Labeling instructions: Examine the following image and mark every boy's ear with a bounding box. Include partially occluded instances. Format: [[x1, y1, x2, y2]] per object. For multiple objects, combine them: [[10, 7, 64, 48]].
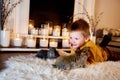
[[85, 35, 90, 42]]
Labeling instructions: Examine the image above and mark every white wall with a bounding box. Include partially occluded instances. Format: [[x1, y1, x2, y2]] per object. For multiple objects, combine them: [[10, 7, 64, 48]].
[[6, 0, 30, 34], [13, 0, 30, 34], [74, 0, 120, 29], [73, 0, 95, 22]]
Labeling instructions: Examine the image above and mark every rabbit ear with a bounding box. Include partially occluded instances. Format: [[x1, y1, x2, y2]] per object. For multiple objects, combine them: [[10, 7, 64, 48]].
[[75, 49, 80, 52], [49, 47, 56, 51], [47, 47, 60, 59], [75, 49, 81, 55]]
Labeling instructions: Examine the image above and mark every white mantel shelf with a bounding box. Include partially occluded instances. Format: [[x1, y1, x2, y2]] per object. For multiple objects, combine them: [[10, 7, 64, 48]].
[[0, 48, 70, 52], [0, 35, 70, 52]]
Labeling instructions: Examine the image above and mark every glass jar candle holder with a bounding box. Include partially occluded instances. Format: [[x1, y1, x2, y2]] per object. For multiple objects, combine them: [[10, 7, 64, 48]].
[[62, 28, 68, 36], [26, 35, 36, 48], [40, 24, 49, 36], [49, 39, 58, 48], [49, 25, 53, 36], [46, 22, 53, 36], [12, 33, 22, 47], [53, 25, 61, 37], [62, 23, 69, 37], [62, 39, 69, 48], [30, 28, 38, 35], [39, 38, 48, 47]]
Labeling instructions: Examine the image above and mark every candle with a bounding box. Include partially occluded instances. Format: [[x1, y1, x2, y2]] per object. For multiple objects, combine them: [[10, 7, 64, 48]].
[[12, 34, 22, 47], [62, 25, 68, 36], [26, 38, 36, 48], [26, 35, 36, 47], [53, 29, 60, 36], [12, 38, 22, 47], [53, 25, 60, 36], [29, 19, 34, 29], [29, 24, 34, 29], [62, 23, 69, 37], [41, 28, 49, 36], [50, 42, 57, 47], [49, 27, 53, 35], [30, 28, 38, 35], [45, 21, 53, 36], [40, 24, 49, 36], [49, 39, 58, 47], [62, 39, 69, 48], [39, 38, 48, 47]]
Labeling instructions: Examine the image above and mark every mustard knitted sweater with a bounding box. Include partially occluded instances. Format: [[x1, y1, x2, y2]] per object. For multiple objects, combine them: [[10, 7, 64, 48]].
[[70, 40, 109, 64]]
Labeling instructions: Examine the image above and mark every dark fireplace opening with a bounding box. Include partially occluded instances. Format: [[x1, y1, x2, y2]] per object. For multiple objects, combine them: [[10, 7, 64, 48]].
[[29, 0, 74, 28]]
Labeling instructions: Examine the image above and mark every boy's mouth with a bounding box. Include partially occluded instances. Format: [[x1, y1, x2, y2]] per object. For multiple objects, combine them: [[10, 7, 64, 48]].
[[71, 43, 77, 47]]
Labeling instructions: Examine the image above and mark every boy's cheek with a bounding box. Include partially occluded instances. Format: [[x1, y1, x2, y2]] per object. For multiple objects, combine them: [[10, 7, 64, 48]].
[[68, 42, 72, 48], [69, 43, 72, 48], [69, 42, 73, 47], [68, 41, 71, 46]]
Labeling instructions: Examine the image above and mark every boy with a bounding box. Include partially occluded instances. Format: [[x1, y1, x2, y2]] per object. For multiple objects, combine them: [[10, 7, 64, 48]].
[[68, 19, 110, 64], [53, 19, 112, 70]]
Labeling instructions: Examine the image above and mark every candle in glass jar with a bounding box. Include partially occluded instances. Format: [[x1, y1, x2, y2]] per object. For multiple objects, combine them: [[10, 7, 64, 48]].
[[49, 27, 53, 35], [49, 39, 58, 47], [13, 38, 22, 47], [26, 35, 36, 47], [62, 39, 69, 48], [53, 25, 60, 36], [41, 28, 48, 36], [26, 38, 36, 47], [30, 28, 38, 35], [39, 38, 48, 47], [12, 34, 22, 47], [40, 24, 49, 36], [62, 28, 67, 36]]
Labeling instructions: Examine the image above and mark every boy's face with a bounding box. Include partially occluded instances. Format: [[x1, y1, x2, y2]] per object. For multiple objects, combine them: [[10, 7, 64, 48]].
[[69, 31, 89, 50]]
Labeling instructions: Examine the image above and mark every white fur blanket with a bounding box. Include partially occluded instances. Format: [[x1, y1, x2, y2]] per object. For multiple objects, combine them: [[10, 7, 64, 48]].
[[0, 54, 120, 80]]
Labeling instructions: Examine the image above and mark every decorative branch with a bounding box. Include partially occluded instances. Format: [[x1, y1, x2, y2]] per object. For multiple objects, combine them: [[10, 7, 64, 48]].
[[69, 2, 103, 35], [0, 0, 22, 30]]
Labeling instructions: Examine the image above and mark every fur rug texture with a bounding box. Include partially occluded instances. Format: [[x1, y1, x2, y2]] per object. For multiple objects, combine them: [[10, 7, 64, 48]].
[[0, 54, 120, 80]]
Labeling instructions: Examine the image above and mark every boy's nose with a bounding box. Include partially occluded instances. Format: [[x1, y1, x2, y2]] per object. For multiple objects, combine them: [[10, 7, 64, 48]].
[[72, 40, 76, 43]]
